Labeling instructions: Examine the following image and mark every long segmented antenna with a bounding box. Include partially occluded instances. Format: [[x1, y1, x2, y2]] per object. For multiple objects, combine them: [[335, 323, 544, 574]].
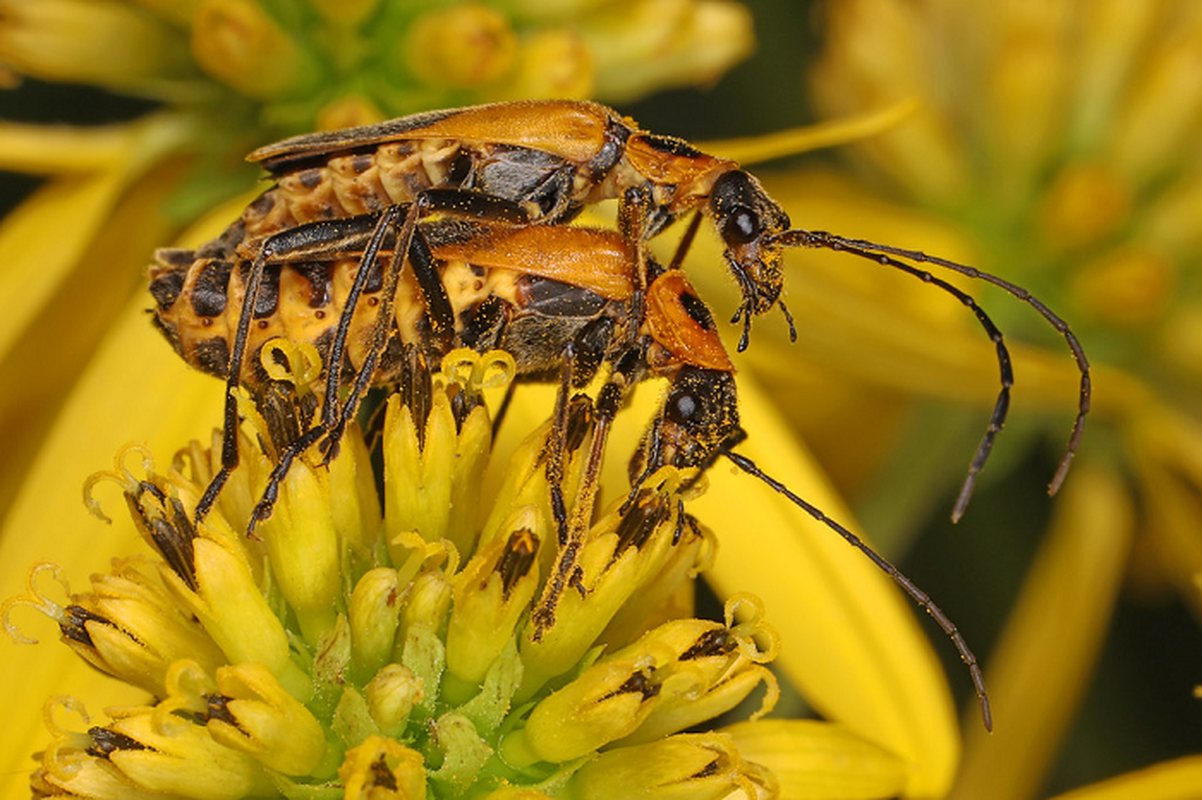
[[776, 229, 1090, 521], [724, 449, 993, 731]]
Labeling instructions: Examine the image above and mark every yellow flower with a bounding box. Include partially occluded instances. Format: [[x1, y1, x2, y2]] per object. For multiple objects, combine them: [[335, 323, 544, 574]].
[[6, 1, 1145, 798], [6, 350, 788, 797], [0, 5, 773, 793]]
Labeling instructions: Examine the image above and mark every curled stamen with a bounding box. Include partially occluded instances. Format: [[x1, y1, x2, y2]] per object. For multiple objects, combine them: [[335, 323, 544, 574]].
[[83, 443, 158, 523], [41, 695, 92, 780], [474, 350, 518, 390], [260, 339, 323, 392], [390, 530, 460, 588], [724, 593, 781, 663], [1, 562, 72, 643], [156, 660, 214, 727]]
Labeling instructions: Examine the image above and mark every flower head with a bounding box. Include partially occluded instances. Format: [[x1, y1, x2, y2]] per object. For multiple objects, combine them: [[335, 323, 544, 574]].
[[4, 349, 785, 797], [0, 6, 761, 790]]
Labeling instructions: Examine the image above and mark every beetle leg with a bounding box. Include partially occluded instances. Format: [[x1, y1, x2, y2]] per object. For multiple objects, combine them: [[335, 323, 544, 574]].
[[531, 371, 627, 639], [194, 237, 284, 523], [490, 379, 518, 439], [322, 189, 534, 454], [618, 185, 653, 297], [544, 343, 577, 548], [667, 211, 703, 273]]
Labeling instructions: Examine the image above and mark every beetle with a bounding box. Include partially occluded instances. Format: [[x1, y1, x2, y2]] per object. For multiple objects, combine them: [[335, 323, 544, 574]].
[[181, 100, 1088, 526], [150, 211, 737, 525], [152, 215, 997, 728]]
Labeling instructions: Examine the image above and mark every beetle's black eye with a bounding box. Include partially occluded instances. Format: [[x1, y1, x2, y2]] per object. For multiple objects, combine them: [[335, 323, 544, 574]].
[[667, 390, 700, 424], [724, 206, 759, 246]]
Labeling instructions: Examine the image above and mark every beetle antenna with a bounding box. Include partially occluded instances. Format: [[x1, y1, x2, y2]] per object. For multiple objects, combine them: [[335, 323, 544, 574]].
[[722, 448, 993, 731], [776, 229, 1089, 518]]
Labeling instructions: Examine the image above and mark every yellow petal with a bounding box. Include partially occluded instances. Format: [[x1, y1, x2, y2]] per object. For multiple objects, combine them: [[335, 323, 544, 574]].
[[0, 0, 195, 94], [950, 461, 1135, 800], [0, 116, 198, 527], [1127, 399, 1202, 613], [0, 199, 246, 788], [1046, 755, 1202, 800], [0, 286, 224, 777], [725, 719, 908, 799], [0, 172, 128, 363], [703, 99, 918, 166], [0, 121, 139, 174]]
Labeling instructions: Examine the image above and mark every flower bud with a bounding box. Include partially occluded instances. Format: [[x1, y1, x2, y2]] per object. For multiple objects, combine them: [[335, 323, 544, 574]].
[[191, 0, 319, 100], [617, 617, 779, 745], [3, 561, 224, 698], [91, 706, 275, 798], [505, 659, 661, 764], [483, 30, 595, 100], [63, 568, 225, 696], [315, 95, 387, 132], [397, 587, 449, 720], [445, 520, 540, 697], [205, 662, 326, 775], [170, 531, 310, 700], [402, 4, 517, 89], [584, 0, 754, 102], [349, 567, 403, 681], [0, 0, 194, 93], [32, 750, 165, 799], [365, 663, 423, 737], [259, 458, 341, 643], [384, 385, 492, 557], [325, 421, 384, 565], [400, 569, 453, 639]]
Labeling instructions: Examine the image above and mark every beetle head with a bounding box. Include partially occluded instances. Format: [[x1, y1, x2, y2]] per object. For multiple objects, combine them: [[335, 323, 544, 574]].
[[709, 170, 790, 309], [708, 170, 795, 350], [631, 365, 745, 482]]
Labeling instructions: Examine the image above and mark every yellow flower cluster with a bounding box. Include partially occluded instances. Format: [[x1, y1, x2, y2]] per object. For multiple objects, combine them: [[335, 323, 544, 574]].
[[6, 350, 780, 797]]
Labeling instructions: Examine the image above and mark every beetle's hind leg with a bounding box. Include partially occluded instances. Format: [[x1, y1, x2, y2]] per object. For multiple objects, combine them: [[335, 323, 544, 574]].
[[194, 242, 281, 523], [530, 361, 628, 639]]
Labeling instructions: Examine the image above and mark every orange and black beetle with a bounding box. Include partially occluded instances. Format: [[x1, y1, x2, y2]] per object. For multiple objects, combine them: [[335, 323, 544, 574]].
[[152, 212, 996, 728], [243, 99, 790, 345]]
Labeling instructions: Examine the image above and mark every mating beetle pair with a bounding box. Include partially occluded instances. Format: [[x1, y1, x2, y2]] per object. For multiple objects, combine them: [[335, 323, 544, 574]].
[[149, 99, 1093, 730]]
